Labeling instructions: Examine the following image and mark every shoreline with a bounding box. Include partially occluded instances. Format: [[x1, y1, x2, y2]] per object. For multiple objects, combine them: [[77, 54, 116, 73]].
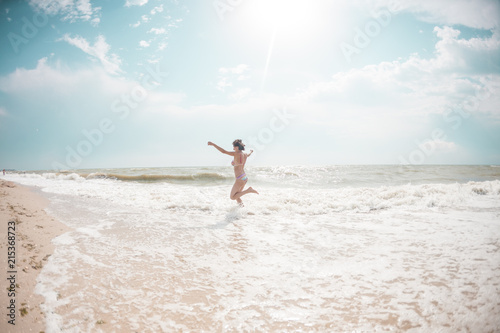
[[0, 173, 498, 330], [0, 179, 70, 333]]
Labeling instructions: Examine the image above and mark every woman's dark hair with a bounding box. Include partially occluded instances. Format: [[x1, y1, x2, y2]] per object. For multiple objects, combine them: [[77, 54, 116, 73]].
[[232, 139, 245, 151]]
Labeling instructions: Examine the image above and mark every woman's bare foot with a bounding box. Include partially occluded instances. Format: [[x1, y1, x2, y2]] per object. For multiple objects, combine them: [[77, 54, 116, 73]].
[[248, 187, 259, 195]]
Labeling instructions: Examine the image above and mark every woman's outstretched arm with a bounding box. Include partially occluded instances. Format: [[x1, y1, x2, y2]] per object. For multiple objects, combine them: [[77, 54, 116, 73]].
[[208, 141, 235, 156]]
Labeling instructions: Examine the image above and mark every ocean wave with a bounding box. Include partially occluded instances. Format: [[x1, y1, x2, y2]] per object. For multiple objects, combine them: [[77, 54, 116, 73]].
[[257, 180, 500, 215], [13, 171, 231, 184], [84, 172, 229, 183], [4, 172, 500, 215], [7, 165, 500, 193]]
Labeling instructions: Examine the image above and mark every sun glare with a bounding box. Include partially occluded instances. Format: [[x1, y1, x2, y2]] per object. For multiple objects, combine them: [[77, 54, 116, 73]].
[[233, 0, 347, 92], [262, 0, 313, 29], [241, 0, 331, 41]]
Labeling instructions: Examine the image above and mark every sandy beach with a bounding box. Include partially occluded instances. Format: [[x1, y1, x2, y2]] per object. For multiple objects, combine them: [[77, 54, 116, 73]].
[[0, 179, 70, 333]]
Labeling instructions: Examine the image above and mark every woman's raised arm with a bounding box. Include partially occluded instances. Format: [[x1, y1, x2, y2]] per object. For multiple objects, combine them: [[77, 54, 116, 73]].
[[208, 141, 235, 156]]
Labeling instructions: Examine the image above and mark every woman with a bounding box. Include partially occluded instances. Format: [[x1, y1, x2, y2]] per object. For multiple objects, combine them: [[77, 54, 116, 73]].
[[208, 139, 259, 206]]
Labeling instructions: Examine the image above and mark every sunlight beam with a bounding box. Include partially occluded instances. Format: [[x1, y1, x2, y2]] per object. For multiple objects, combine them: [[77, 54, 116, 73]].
[[260, 24, 278, 94]]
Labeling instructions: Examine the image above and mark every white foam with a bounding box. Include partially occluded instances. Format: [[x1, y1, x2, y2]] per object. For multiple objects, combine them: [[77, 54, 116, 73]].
[[52, 233, 75, 245], [5, 172, 500, 331], [75, 227, 101, 238]]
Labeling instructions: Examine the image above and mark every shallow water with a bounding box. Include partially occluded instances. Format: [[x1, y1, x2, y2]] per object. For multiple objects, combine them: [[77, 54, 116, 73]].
[[4, 165, 500, 332]]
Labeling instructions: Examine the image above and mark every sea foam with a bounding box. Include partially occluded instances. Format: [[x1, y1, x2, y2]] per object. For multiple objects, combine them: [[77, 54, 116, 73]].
[[4, 166, 500, 332]]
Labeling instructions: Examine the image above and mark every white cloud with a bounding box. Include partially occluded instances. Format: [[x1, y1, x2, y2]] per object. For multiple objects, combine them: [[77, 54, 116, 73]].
[[141, 91, 186, 111], [303, 25, 500, 114], [125, 0, 148, 7], [139, 40, 150, 48], [151, 4, 164, 15], [219, 64, 250, 75], [90, 17, 100, 26], [0, 59, 192, 169], [422, 139, 457, 153], [148, 28, 167, 35], [237, 74, 250, 81], [168, 18, 183, 28], [216, 77, 232, 92], [293, 24, 500, 143], [130, 21, 141, 28], [147, 57, 160, 64], [60, 34, 122, 75], [0, 58, 185, 119], [0, 107, 7, 117], [29, 0, 101, 25], [0, 58, 122, 96], [431, 27, 500, 73], [357, 0, 499, 29], [230, 88, 251, 101], [216, 64, 251, 93]]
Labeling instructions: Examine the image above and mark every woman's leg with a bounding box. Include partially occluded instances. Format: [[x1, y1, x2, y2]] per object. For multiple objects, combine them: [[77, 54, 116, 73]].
[[230, 180, 259, 204], [230, 180, 246, 204]]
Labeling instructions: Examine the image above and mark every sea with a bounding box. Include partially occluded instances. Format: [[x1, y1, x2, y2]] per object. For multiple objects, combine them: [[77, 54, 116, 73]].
[[3, 165, 500, 332]]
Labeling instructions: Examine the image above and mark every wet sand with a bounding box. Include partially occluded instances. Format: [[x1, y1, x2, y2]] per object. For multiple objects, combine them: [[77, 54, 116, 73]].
[[0, 179, 70, 333]]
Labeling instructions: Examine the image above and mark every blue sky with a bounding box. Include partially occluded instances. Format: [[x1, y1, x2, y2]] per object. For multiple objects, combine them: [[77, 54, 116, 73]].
[[0, 0, 499, 170]]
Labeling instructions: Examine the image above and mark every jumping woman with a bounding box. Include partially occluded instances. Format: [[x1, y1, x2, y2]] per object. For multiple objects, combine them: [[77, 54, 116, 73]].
[[208, 139, 259, 206]]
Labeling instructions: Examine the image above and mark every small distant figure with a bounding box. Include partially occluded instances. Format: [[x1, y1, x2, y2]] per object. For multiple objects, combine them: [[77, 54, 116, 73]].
[[208, 139, 259, 206], [2, 169, 5, 176]]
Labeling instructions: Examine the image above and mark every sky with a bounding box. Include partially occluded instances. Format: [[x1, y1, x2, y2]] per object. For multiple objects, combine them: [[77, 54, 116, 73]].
[[0, 0, 499, 170]]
